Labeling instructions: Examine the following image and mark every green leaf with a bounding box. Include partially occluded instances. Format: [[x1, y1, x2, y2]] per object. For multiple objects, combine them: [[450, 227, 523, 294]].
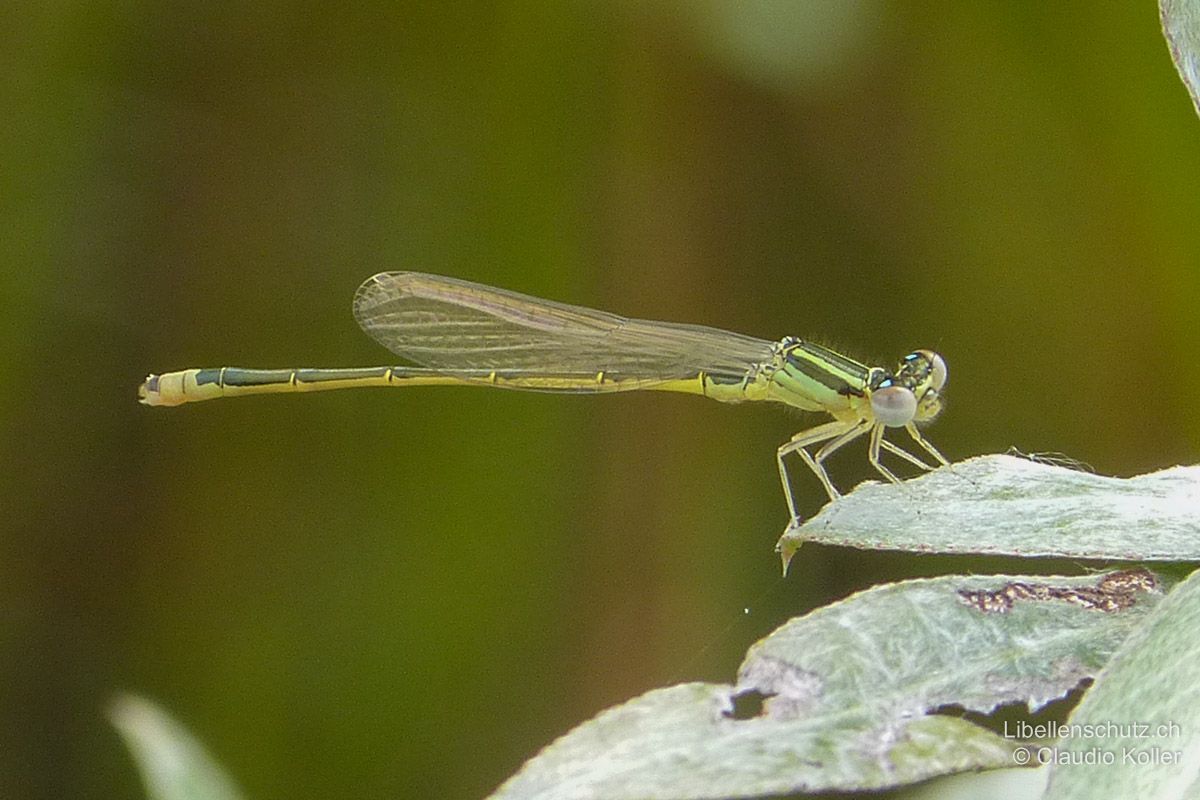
[[778, 455, 1200, 571], [491, 570, 1161, 799], [1043, 567, 1200, 799], [904, 767, 1048, 800], [109, 694, 246, 800], [1161, 0, 1200, 116]]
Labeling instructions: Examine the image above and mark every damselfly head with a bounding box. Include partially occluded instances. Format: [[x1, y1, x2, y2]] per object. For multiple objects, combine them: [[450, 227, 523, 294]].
[[903, 349, 946, 423], [870, 350, 947, 427]]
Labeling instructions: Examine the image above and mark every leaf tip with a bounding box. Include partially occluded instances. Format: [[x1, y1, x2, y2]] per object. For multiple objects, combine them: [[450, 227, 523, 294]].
[[776, 529, 801, 575]]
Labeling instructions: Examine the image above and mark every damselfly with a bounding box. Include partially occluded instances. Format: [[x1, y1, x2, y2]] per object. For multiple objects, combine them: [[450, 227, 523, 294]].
[[139, 272, 950, 522]]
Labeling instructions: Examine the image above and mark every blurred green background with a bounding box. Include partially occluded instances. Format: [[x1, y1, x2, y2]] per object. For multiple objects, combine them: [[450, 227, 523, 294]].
[[3, 2, 1198, 798]]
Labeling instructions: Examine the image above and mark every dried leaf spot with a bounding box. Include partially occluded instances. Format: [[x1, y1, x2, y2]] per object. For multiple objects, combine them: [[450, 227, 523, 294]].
[[1095, 567, 1158, 595], [958, 568, 1159, 614]]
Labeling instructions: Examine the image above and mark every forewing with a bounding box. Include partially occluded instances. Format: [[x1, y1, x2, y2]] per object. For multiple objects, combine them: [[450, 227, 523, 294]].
[[352, 272, 775, 388]]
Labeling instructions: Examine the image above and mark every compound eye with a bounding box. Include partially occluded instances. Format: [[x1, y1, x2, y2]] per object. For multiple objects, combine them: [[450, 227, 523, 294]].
[[871, 385, 917, 427], [917, 350, 947, 391]]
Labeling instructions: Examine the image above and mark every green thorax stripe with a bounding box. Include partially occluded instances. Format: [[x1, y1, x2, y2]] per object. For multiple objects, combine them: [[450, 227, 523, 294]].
[[778, 340, 871, 399], [787, 341, 869, 389], [772, 338, 868, 407]]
